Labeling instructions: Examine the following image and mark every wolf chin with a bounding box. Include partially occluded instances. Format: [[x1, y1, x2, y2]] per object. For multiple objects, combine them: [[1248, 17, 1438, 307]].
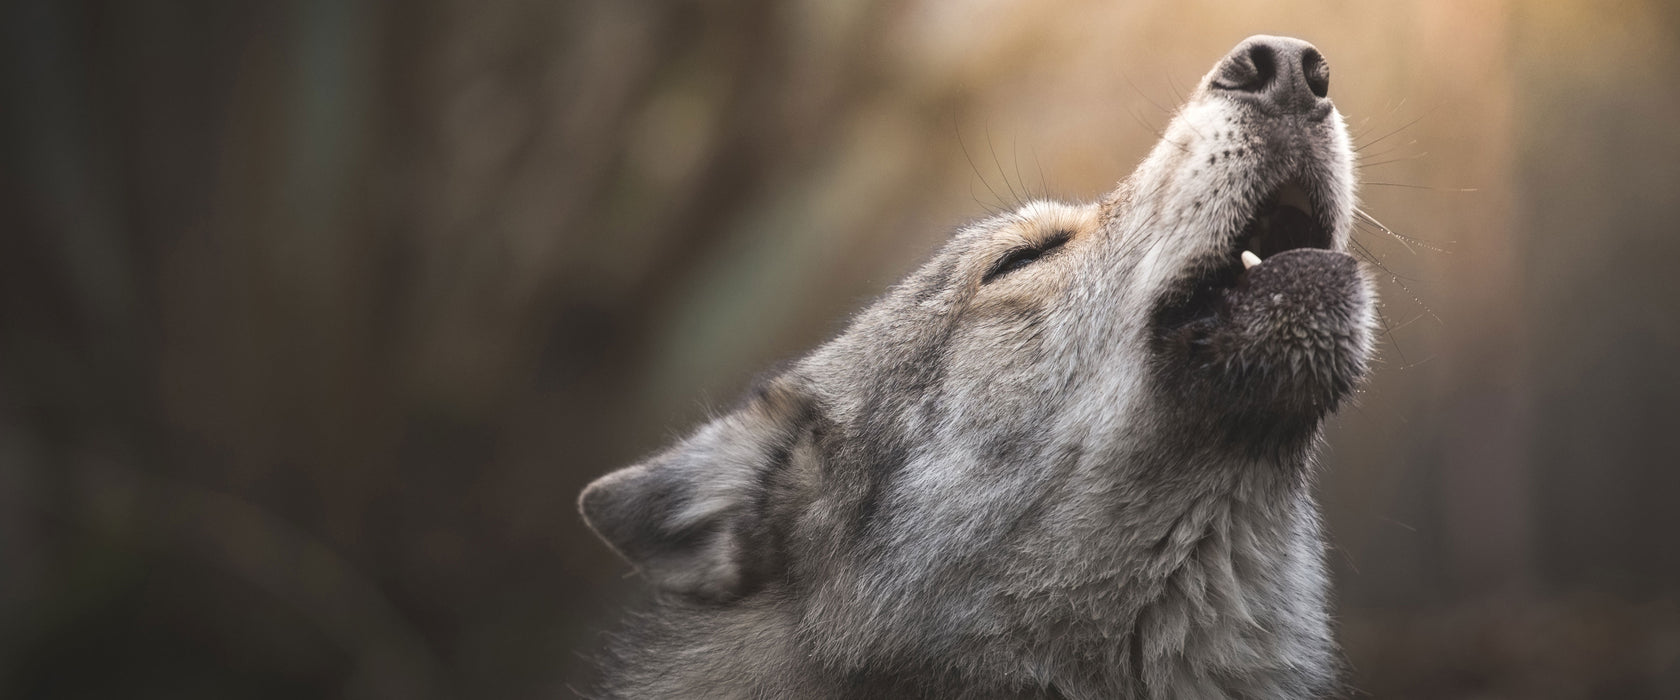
[[579, 36, 1376, 699]]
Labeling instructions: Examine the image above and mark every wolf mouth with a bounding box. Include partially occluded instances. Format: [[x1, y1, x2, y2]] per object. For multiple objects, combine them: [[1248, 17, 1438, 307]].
[[1152, 178, 1336, 336]]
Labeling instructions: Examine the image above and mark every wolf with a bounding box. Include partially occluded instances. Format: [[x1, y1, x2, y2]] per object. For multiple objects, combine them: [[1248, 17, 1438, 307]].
[[578, 36, 1375, 699]]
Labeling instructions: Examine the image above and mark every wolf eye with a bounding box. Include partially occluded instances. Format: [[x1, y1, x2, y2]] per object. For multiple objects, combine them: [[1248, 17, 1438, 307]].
[[982, 231, 1070, 283]]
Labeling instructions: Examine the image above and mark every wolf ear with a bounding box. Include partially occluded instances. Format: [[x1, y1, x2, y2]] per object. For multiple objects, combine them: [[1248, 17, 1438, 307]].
[[579, 382, 817, 601]]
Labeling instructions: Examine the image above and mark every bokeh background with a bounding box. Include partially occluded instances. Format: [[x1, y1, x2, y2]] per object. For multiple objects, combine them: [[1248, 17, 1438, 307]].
[[3, 0, 1679, 697]]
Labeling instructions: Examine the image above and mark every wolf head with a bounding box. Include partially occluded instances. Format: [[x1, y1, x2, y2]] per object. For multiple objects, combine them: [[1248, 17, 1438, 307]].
[[581, 36, 1375, 696]]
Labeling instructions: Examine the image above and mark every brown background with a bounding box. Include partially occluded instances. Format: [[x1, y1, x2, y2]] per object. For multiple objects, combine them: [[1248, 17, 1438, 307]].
[[2, 0, 1678, 697]]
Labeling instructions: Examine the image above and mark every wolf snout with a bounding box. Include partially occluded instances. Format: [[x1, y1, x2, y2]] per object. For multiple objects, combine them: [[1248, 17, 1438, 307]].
[[1210, 35, 1332, 117]]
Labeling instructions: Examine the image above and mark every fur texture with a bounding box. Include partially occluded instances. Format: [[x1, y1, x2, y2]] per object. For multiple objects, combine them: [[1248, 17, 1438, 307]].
[[579, 36, 1376, 699]]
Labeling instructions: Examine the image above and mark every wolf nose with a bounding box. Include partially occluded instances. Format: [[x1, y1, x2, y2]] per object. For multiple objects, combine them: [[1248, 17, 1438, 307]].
[[1211, 35, 1330, 115]]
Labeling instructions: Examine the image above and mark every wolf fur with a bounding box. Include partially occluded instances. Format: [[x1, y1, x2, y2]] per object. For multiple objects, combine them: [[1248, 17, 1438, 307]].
[[579, 36, 1376, 699]]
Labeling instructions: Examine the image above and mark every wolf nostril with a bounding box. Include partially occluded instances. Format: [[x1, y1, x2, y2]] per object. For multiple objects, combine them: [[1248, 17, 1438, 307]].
[[1215, 44, 1275, 93], [1301, 49, 1329, 98], [1212, 36, 1331, 114]]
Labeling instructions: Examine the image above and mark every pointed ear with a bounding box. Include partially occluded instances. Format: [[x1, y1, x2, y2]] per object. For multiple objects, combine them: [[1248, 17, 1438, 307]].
[[579, 381, 818, 601]]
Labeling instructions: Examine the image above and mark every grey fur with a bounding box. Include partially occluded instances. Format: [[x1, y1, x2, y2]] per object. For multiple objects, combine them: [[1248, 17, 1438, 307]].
[[579, 36, 1376, 699]]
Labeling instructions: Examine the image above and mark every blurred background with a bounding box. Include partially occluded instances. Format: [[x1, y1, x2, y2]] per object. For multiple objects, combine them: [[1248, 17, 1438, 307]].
[[2, 0, 1678, 697]]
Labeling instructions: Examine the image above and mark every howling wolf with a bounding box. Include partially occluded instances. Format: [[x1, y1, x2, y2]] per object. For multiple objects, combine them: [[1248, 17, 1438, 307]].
[[579, 35, 1375, 699]]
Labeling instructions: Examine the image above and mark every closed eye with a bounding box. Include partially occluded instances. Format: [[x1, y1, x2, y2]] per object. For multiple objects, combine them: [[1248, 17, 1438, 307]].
[[982, 231, 1071, 283]]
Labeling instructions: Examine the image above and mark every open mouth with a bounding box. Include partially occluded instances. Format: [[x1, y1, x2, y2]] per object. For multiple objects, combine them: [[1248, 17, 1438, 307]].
[[1152, 179, 1333, 335]]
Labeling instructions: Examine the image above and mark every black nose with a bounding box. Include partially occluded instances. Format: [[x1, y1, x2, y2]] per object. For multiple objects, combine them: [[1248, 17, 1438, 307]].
[[1211, 35, 1330, 115]]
